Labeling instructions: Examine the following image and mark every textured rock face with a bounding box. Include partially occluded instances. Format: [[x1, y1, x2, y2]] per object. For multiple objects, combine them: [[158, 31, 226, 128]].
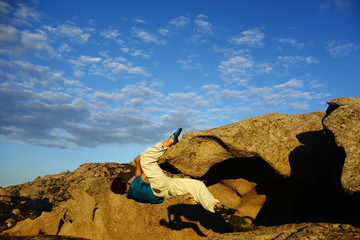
[[208, 223, 360, 240], [160, 111, 325, 178], [323, 97, 360, 195], [2, 163, 232, 240]]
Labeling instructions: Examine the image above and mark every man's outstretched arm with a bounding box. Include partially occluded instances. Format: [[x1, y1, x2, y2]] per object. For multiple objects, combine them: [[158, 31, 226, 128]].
[[134, 155, 147, 181]]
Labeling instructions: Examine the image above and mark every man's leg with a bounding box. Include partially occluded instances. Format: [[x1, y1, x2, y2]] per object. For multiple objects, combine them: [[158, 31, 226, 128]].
[[140, 141, 173, 197], [140, 142, 168, 179], [140, 129, 182, 198], [140, 129, 181, 180], [169, 178, 220, 212]]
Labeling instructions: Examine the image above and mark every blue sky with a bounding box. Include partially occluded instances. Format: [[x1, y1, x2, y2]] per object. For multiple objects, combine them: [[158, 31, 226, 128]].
[[0, 0, 359, 187]]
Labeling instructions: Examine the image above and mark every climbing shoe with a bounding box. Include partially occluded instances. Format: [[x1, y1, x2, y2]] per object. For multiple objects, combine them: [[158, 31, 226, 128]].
[[214, 205, 237, 215], [170, 128, 182, 145]]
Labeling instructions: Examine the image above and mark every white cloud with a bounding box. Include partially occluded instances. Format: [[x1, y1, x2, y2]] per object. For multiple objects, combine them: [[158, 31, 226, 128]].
[[309, 80, 326, 89], [278, 56, 320, 67], [247, 83, 328, 110], [0, 25, 58, 58], [219, 56, 251, 84], [305, 57, 319, 64], [178, 57, 203, 70], [104, 58, 151, 76], [159, 16, 190, 36], [327, 42, 358, 57], [133, 17, 146, 24], [0, 1, 10, 17], [218, 56, 271, 84], [69, 55, 150, 78], [220, 89, 247, 100], [100, 28, 121, 39], [201, 84, 221, 91], [194, 14, 214, 36], [79, 55, 102, 64], [213, 45, 249, 58], [158, 28, 170, 36], [0, 24, 19, 43], [120, 47, 150, 58], [58, 43, 72, 53], [168, 92, 210, 107], [170, 16, 190, 28], [6, 60, 79, 88], [0, 62, 160, 148], [94, 91, 125, 101], [278, 38, 305, 49], [0, 58, 331, 148], [43, 22, 92, 44], [200, 76, 330, 113], [132, 27, 165, 44], [229, 27, 265, 47], [69, 55, 101, 67], [13, 3, 40, 25], [274, 78, 304, 89], [190, 14, 214, 42], [219, 56, 254, 74], [319, 0, 354, 15]]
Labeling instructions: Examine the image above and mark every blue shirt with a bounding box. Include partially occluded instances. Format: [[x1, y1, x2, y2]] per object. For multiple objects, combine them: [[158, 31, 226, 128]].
[[126, 176, 164, 204]]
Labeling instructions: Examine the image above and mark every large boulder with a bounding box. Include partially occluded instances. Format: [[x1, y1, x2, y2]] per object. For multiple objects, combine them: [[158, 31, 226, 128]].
[[323, 97, 360, 195], [160, 111, 325, 178], [159, 110, 359, 226]]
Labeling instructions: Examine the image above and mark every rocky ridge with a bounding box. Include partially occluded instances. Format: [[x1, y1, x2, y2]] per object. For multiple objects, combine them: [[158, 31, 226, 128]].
[[1, 97, 359, 240]]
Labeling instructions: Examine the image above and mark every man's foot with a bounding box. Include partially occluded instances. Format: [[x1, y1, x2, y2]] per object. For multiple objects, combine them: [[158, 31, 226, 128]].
[[170, 128, 182, 145], [214, 205, 237, 215]]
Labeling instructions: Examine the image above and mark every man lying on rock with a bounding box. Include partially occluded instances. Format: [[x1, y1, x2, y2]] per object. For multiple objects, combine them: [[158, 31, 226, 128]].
[[111, 128, 236, 215]]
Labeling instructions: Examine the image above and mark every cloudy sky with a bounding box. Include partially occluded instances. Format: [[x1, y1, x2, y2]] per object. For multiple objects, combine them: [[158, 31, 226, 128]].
[[0, 0, 359, 187]]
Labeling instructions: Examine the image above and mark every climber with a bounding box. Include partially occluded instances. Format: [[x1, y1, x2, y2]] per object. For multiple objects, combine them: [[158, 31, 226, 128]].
[[111, 128, 236, 215]]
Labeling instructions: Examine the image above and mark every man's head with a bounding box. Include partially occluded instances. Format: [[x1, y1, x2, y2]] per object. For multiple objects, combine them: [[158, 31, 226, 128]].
[[111, 177, 130, 195]]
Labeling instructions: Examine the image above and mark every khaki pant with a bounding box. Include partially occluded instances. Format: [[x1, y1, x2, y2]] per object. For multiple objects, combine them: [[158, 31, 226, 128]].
[[140, 142, 219, 212]]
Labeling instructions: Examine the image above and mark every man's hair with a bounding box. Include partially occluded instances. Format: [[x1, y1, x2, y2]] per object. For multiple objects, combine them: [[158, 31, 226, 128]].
[[111, 177, 128, 195]]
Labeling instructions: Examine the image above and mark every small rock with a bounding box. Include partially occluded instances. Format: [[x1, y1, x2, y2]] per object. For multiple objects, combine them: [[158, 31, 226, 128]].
[[12, 208, 21, 215], [5, 218, 16, 228]]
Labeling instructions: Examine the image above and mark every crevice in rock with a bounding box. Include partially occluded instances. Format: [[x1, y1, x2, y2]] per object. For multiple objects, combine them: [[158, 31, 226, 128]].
[[220, 181, 244, 198], [325, 103, 340, 116], [92, 207, 98, 221], [57, 210, 72, 235], [56, 218, 64, 235], [284, 225, 309, 239], [200, 157, 282, 186], [195, 135, 230, 152], [159, 161, 181, 175]]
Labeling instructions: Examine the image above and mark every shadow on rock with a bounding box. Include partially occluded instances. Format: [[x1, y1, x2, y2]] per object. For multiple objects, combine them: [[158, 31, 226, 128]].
[[0, 196, 53, 232], [254, 130, 360, 227], [160, 204, 233, 237], [196, 130, 360, 228]]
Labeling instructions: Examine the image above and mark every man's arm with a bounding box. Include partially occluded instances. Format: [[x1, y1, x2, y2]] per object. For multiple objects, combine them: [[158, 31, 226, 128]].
[[134, 155, 147, 181]]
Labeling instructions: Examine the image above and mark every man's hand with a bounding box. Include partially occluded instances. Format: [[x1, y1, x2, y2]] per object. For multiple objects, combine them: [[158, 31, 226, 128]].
[[133, 155, 147, 181], [134, 155, 142, 177]]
